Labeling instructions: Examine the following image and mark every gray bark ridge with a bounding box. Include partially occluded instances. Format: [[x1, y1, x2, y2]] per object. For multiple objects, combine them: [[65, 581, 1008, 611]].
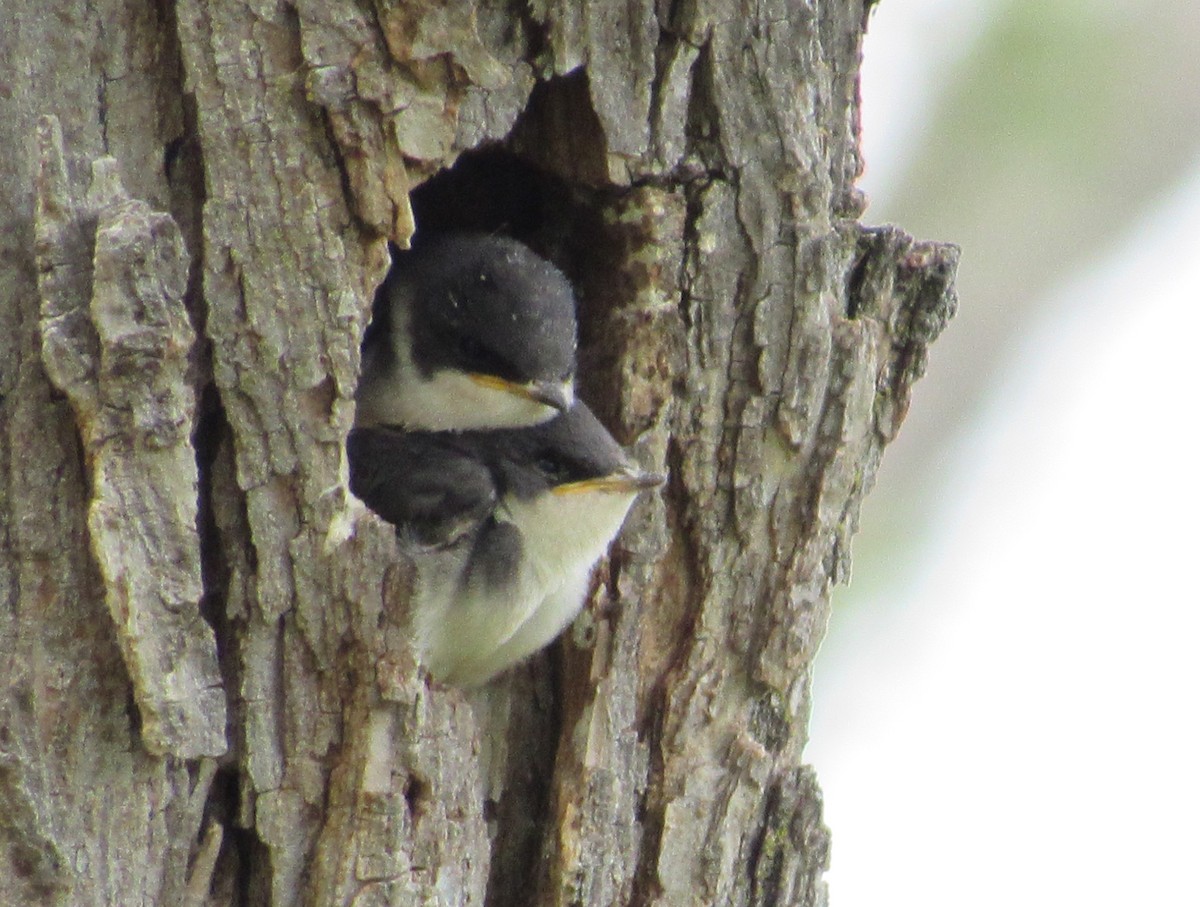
[[32, 115, 226, 762]]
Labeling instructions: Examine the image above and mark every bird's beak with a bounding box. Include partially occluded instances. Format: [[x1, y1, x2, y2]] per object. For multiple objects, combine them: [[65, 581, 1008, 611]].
[[552, 468, 666, 496], [468, 374, 574, 413], [524, 379, 574, 413]]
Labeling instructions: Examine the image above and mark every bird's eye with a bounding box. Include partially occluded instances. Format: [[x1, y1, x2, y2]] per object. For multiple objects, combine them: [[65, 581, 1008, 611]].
[[535, 455, 571, 483]]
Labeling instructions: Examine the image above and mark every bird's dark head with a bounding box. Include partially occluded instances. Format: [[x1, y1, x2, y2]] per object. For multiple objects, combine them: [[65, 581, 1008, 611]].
[[357, 234, 577, 430], [491, 403, 665, 502], [399, 234, 576, 411]]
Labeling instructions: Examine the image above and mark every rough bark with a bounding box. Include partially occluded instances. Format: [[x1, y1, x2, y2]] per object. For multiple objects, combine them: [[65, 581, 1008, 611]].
[[0, 2, 957, 906]]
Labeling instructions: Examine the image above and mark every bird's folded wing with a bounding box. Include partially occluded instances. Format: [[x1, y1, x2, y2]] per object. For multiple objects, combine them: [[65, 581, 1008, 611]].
[[347, 427, 498, 547]]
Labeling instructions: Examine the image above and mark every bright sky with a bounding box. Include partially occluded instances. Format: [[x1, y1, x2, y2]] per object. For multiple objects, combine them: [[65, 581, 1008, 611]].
[[808, 3, 1200, 904], [853, 0, 996, 207]]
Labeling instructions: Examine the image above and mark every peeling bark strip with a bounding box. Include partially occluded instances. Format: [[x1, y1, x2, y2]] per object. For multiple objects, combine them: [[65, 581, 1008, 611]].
[[31, 116, 226, 761]]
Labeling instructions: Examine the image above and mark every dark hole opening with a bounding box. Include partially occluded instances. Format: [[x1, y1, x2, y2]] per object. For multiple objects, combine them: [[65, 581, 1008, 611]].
[[369, 140, 629, 430]]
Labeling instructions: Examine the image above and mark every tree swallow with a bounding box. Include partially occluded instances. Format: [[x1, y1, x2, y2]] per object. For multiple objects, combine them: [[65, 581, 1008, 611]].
[[347, 404, 663, 686], [355, 234, 577, 431]]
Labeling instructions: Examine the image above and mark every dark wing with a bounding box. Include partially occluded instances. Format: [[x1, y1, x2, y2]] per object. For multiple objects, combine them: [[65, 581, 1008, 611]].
[[462, 518, 523, 594], [347, 427, 498, 547]]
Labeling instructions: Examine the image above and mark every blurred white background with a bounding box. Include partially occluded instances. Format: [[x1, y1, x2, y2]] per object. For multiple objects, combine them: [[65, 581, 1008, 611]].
[[807, 1, 1200, 904]]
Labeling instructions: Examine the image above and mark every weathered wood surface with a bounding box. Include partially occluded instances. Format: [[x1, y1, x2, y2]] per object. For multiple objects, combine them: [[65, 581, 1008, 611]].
[[0, 1, 957, 905]]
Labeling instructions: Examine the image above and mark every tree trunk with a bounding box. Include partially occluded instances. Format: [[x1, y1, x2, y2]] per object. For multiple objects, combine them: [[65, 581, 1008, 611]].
[[0, 1, 957, 905]]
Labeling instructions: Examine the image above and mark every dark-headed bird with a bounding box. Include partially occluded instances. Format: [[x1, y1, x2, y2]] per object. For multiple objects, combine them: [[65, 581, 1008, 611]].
[[348, 403, 663, 686], [355, 234, 577, 431]]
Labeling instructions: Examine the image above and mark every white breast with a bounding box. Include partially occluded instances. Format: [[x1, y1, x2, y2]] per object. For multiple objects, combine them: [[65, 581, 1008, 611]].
[[418, 486, 640, 686]]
